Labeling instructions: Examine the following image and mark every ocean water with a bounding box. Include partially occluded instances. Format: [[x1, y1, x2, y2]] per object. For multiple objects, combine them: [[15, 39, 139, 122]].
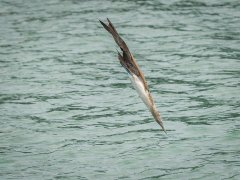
[[0, 0, 240, 179]]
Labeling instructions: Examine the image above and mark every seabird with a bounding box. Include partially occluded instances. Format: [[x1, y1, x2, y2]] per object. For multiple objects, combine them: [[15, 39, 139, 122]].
[[100, 18, 166, 133]]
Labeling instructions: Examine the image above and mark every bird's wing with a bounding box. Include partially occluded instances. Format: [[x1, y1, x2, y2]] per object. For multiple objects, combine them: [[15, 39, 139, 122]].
[[99, 18, 150, 93], [99, 18, 166, 133]]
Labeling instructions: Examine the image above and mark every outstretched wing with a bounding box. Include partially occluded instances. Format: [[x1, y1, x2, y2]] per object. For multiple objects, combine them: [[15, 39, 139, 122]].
[[99, 18, 149, 91]]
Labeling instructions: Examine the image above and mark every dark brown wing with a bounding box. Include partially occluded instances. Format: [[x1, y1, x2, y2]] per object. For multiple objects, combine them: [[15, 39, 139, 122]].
[[99, 18, 149, 91]]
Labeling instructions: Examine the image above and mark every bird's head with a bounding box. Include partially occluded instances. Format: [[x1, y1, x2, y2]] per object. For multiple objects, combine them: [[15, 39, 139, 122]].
[[151, 106, 166, 134]]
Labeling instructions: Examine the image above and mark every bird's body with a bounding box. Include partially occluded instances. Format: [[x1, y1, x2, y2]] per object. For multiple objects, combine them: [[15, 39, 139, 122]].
[[100, 18, 166, 133], [129, 74, 152, 109]]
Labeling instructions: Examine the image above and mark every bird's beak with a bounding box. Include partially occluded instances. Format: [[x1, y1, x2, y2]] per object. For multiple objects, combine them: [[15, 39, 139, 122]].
[[151, 108, 167, 134], [157, 118, 167, 134]]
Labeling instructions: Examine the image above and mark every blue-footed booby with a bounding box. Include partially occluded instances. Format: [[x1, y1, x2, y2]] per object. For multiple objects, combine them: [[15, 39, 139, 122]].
[[100, 18, 166, 133]]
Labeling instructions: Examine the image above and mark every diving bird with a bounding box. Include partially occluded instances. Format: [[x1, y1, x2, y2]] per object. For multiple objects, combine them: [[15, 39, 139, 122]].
[[100, 18, 166, 133]]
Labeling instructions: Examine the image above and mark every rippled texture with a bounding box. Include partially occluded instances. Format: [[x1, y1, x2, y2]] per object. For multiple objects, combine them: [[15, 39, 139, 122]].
[[0, 0, 240, 179]]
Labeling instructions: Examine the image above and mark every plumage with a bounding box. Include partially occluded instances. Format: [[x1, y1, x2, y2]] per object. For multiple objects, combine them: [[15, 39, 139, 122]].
[[100, 18, 166, 133]]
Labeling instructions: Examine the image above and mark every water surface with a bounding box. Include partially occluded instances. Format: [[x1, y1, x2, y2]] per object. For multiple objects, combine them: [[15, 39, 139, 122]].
[[0, 0, 240, 179]]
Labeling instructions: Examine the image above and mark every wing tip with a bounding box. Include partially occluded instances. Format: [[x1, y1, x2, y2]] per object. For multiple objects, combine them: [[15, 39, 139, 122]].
[[99, 19, 111, 32]]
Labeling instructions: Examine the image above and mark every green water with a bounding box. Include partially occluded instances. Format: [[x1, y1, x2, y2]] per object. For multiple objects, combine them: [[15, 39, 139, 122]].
[[0, 0, 240, 179]]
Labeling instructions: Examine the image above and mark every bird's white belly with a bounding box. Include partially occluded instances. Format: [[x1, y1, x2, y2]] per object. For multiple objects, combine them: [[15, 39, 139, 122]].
[[129, 74, 152, 109]]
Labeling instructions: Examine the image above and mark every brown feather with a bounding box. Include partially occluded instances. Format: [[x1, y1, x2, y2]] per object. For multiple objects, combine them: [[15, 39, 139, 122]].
[[99, 19, 149, 92], [100, 18, 166, 133]]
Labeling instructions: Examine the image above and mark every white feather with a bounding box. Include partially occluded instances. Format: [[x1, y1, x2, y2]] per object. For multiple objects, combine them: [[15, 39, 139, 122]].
[[129, 74, 152, 109]]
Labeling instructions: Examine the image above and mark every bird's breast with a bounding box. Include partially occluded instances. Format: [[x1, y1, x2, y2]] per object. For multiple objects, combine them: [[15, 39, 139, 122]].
[[129, 74, 152, 109]]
